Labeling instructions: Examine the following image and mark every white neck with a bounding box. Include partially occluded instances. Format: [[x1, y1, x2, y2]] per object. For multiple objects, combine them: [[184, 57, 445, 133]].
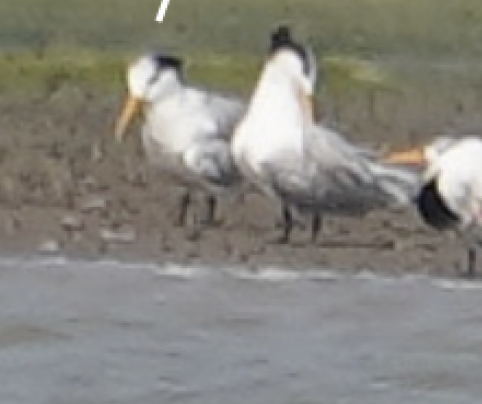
[[248, 60, 304, 125], [148, 70, 184, 103]]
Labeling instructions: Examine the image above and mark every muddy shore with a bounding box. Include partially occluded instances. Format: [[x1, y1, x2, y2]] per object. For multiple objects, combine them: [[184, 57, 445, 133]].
[[0, 89, 478, 278]]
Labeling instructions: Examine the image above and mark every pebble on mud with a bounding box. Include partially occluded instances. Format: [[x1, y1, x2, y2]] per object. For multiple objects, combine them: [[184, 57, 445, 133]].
[[99, 226, 137, 244], [60, 214, 84, 232], [78, 195, 109, 213], [37, 239, 62, 254]]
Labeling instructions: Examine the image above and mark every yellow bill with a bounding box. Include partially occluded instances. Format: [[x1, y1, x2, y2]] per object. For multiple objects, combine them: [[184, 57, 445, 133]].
[[297, 86, 316, 123], [115, 95, 143, 142], [384, 147, 426, 165]]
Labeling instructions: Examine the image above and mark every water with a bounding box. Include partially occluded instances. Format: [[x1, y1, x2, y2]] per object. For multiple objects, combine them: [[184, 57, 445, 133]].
[[0, 257, 482, 404]]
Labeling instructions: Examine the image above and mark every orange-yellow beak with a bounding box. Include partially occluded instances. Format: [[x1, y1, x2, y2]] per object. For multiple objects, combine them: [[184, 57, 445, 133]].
[[297, 87, 316, 123], [312, 96, 322, 122], [304, 94, 315, 122], [114, 94, 143, 142], [384, 147, 426, 166]]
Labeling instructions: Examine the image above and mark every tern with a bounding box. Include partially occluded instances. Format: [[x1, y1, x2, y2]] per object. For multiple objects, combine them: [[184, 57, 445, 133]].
[[232, 26, 419, 243], [387, 136, 482, 276], [115, 53, 245, 227]]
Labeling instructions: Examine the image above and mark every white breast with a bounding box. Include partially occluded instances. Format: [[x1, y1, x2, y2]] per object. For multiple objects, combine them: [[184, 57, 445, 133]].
[[145, 93, 215, 154], [232, 63, 305, 176], [434, 138, 482, 225]]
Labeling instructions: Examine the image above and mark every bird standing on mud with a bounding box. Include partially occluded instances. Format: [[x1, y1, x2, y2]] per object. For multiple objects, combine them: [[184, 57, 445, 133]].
[[232, 26, 419, 243], [386, 136, 482, 276], [115, 54, 245, 228]]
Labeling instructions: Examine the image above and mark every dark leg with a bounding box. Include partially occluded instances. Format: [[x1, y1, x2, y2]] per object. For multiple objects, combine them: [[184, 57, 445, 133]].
[[311, 212, 322, 243], [201, 194, 217, 226], [175, 191, 191, 227], [467, 246, 477, 278], [277, 206, 293, 244]]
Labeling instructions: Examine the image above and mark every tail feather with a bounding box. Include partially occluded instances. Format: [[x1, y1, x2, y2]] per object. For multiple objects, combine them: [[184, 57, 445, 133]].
[[306, 123, 422, 209], [367, 161, 422, 205]]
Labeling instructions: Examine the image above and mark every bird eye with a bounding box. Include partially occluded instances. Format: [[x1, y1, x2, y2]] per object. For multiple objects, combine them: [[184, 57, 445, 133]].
[[147, 69, 161, 85]]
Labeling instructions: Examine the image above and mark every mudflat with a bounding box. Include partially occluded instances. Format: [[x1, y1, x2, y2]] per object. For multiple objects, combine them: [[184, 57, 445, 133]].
[[0, 86, 478, 278], [3, 0, 482, 277]]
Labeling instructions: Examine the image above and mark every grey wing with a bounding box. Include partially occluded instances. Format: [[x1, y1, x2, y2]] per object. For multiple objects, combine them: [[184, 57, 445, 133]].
[[185, 92, 244, 189], [306, 124, 378, 163], [203, 92, 246, 140], [185, 140, 241, 189], [363, 161, 422, 205], [305, 124, 377, 189], [305, 124, 420, 211], [261, 156, 318, 211]]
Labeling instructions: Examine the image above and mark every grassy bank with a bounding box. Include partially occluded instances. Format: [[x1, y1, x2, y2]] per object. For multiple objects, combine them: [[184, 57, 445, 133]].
[[1, 0, 482, 140], [0, 47, 399, 100], [0, 49, 261, 96], [1, 0, 482, 91], [2, 0, 482, 58]]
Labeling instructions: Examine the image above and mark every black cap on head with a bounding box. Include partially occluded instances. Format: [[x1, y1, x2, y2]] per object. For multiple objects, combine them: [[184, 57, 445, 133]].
[[269, 25, 310, 75], [270, 25, 293, 51], [152, 53, 183, 71]]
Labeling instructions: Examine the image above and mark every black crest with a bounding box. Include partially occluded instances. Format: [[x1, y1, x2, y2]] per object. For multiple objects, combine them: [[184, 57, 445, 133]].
[[152, 53, 183, 72], [416, 178, 459, 230], [270, 26, 293, 50], [269, 25, 310, 75]]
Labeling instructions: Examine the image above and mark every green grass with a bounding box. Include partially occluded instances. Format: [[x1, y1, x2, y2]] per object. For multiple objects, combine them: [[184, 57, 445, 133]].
[[0, 49, 259, 96], [3, 0, 482, 58], [0, 49, 124, 94], [2, 0, 482, 98], [0, 48, 402, 99]]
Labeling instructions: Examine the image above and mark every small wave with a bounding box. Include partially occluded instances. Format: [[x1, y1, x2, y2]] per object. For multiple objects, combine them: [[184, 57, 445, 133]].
[[153, 263, 206, 279], [431, 278, 482, 291], [0, 254, 162, 273], [1, 254, 482, 291], [223, 266, 346, 282]]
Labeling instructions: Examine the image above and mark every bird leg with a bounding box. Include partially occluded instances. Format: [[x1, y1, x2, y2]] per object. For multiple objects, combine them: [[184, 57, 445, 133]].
[[174, 191, 191, 227], [311, 213, 322, 244], [276, 206, 293, 244], [200, 195, 219, 226], [466, 246, 477, 278], [458, 230, 479, 278]]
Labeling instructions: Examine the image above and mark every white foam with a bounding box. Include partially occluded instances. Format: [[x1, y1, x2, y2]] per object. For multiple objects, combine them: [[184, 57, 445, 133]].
[[153, 262, 206, 279], [1, 254, 481, 292], [432, 278, 482, 291]]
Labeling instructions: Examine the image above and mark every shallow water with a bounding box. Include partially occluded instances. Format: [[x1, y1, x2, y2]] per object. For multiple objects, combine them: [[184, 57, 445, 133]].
[[0, 257, 482, 404]]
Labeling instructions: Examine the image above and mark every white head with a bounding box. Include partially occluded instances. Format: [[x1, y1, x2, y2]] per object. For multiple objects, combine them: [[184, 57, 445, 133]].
[[127, 54, 183, 102], [115, 54, 183, 140], [268, 26, 317, 96], [424, 136, 457, 164], [419, 136, 458, 182], [243, 25, 318, 127]]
